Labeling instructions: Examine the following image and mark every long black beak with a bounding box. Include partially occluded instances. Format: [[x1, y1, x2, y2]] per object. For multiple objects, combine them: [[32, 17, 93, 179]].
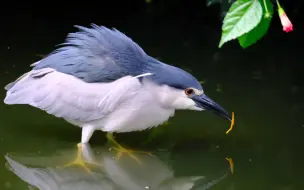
[[191, 94, 231, 121]]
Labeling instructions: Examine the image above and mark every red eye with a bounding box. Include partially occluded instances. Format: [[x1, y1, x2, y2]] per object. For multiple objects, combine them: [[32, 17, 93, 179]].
[[185, 88, 194, 95]]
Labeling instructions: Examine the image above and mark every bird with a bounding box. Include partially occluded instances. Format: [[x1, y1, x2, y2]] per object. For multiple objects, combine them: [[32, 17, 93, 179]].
[[4, 24, 231, 168]]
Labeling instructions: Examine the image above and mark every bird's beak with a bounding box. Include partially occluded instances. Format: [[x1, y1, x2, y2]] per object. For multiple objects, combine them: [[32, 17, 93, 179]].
[[191, 94, 231, 121]]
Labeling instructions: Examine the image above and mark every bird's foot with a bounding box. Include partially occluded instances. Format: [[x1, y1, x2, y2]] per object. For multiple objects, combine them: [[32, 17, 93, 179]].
[[109, 145, 153, 164], [106, 133, 153, 164], [61, 143, 102, 174]]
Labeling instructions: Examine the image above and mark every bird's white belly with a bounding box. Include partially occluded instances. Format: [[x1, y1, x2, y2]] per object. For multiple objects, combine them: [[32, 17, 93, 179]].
[[66, 79, 179, 133], [85, 102, 175, 133]]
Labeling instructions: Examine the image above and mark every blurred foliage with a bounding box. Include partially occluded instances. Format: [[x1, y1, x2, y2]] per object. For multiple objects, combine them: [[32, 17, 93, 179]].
[[207, 0, 236, 18], [207, 0, 292, 48]]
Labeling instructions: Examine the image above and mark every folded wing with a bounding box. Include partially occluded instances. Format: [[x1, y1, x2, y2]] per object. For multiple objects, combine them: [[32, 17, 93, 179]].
[[4, 68, 142, 122], [31, 24, 156, 83]]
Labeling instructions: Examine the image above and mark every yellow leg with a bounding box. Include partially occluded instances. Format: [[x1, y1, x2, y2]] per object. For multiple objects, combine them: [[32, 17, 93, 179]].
[[62, 143, 102, 174], [106, 132, 153, 164]]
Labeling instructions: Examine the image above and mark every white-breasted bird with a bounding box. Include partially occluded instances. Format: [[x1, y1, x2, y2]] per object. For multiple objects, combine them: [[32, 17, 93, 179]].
[[4, 24, 231, 166]]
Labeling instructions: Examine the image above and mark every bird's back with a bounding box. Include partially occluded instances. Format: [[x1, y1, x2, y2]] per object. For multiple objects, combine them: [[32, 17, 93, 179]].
[[32, 24, 154, 83]]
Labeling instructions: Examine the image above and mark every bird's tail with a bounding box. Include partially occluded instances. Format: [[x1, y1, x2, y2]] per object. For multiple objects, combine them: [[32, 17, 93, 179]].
[[5, 58, 42, 91], [4, 72, 31, 91], [4, 68, 54, 105]]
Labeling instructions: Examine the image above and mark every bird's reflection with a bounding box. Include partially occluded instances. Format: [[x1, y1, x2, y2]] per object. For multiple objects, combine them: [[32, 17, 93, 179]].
[[5, 144, 233, 190]]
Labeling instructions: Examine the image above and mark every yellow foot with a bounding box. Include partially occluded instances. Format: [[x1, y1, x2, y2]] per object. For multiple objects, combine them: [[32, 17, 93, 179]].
[[106, 133, 153, 164], [62, 143, 102, 174], [110, 145, 153, 164]]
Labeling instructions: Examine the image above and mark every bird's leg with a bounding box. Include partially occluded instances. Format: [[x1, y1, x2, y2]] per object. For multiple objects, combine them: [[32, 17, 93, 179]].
[[106, 132, 153, 164], [62, 126, 102, 173], [63, 143, 93, 173]]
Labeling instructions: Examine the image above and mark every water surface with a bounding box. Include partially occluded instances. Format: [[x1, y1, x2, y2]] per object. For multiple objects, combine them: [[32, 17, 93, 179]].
[[1, 24, 303, 190]]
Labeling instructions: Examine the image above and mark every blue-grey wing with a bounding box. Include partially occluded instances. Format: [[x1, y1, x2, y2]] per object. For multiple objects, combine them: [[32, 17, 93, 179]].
[[4, 68, 142, 122], [32, 24, 155, 83]]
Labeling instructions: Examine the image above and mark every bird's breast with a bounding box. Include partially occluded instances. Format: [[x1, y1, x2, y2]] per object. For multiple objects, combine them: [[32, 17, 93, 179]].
[[100, 96, 175, 133]]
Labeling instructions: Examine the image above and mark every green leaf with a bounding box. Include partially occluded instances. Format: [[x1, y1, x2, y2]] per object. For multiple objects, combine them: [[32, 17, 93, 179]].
[[218, 0, 263, 48], [238, 0, 273, 48]]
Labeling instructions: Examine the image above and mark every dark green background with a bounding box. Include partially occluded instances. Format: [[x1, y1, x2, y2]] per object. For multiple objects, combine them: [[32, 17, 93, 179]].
[[0, 0, 303, 189]]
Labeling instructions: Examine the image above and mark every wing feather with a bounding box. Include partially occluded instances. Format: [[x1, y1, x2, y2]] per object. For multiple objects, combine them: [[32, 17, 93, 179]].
[[31, 24, 156, 83], [4, 68, 142, 122]]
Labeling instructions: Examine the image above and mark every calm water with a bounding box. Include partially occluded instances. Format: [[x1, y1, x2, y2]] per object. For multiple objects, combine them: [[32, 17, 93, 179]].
[[1, 24, 304, 189]]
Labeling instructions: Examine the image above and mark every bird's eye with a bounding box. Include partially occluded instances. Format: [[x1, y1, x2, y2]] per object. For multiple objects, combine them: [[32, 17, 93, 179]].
[[185, 88, 194, 96]]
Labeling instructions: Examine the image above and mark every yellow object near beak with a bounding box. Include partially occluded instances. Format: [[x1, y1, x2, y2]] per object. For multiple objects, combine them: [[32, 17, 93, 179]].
[[226, 157, 234, 174], [226, 112, 235, 134]]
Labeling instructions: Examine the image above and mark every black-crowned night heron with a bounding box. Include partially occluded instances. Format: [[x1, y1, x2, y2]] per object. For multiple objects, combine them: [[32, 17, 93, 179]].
[[4, 24, 231, 168]]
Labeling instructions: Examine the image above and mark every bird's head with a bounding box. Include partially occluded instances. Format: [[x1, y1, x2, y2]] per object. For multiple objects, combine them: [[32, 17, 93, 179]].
[[147, 60, 232, 121]]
